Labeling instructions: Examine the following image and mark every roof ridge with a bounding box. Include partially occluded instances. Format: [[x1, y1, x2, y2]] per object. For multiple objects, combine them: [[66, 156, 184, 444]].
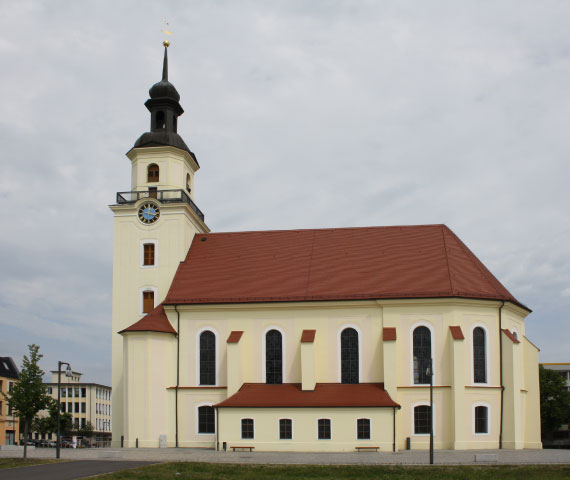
[[200, 224, 447, 236], [440, 225, 455, 295], [442, 226, 504, 298]]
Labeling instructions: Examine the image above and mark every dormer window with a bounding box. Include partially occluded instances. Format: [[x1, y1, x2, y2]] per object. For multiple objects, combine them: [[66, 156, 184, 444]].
[[148, 164, 159, 183]]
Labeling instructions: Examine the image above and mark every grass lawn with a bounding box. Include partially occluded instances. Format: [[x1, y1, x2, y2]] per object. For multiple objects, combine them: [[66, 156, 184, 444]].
[[96, 462, 570, 479], [0, 458, 63, 469]]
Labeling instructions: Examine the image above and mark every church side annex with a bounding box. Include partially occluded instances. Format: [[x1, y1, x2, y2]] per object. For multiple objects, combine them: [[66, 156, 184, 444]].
[[110, 43, 541, 452]]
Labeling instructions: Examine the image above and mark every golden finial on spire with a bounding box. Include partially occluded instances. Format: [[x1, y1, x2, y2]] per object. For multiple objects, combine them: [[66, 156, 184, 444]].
[[161, 20, 172, 47]]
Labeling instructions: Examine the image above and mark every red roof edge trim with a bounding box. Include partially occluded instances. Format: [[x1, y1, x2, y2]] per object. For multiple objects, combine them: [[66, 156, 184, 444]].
[[383, 327, 397, 341], [227, 331, 244, 344], [449, 326, 465, 340], [301, 330, 316, 343], [502, 329, 520, 344], [119, 304, 177, 335]]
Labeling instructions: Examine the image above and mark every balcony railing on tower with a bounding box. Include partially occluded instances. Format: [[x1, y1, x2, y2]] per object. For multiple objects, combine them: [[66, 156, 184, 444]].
[[116, 189, 205, 221]]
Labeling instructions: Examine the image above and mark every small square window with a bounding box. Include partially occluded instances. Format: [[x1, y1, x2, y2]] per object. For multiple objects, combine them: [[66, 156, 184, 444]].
[[318, 419, 331, 440], [241, 418, 254, 439], [357, 418, 370, 440], [279, 419, 292, 440]]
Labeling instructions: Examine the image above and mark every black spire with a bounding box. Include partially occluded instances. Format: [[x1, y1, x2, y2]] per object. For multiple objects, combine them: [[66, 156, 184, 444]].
[[131, 44, 198, 164]]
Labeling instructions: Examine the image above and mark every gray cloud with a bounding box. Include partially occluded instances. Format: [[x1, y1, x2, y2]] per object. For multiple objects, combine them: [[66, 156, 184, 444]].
[[1, 0, 569, 383]]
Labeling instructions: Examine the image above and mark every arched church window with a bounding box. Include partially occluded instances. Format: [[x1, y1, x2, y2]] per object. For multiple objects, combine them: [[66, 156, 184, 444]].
[[156, 111, 165, 130], [473, 327, 486, 383], [199, 331, 216, 385], [147, 164, 159, 183], [413, 326, 431, 384], [266, 330, 282, 384], [197, 405, 215, 434], [341, 328, 359, 384]]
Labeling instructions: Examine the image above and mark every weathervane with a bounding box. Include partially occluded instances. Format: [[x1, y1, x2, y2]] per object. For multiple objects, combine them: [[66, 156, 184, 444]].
[[161, 20, 172, 47]]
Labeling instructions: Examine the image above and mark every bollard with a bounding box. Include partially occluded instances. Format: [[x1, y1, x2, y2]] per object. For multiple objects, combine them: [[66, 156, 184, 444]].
[[136, 438, 138, 448], [223, 441, 227, 452], [406, 437, 411, 450], [121, 436, 124, 448]]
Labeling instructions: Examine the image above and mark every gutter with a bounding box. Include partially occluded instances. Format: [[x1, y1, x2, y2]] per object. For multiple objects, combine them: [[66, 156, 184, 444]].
[[498, 301, 505, 449], [175, 305, 180, 448]]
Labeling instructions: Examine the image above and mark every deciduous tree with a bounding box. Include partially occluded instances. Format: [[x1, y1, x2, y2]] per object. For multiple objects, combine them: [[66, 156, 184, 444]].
[[2, 345, 51, 458]]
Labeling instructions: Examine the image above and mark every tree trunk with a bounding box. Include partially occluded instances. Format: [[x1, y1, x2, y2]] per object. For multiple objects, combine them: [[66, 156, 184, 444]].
[[23, 419, 28, 459]]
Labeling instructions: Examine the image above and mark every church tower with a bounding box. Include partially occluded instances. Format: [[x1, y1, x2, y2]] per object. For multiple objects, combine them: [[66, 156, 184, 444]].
[[110, 42, 209, 446]]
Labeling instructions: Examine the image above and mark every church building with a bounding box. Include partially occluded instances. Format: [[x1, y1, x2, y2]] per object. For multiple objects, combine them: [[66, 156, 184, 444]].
[[111, 43, 542, 451]]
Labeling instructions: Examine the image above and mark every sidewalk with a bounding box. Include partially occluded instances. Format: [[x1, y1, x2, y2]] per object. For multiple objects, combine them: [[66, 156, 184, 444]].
[[2, 447, 570, 465]]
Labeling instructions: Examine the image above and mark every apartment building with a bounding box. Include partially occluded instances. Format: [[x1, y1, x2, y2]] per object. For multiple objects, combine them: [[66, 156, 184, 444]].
[[0, 357, 20, 446]]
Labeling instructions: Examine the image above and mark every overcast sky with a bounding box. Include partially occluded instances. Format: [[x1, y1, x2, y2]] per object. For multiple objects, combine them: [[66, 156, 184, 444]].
[[1, 1, 569, 384]]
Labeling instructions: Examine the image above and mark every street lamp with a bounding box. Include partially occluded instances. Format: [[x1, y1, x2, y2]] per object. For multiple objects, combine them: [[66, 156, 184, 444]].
[[426, 358, 434, 465], [56, 361, 73, 459]]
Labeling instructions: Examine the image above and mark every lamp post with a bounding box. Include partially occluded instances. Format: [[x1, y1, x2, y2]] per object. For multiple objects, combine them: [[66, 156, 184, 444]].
[[426, 358, 434, 465], [56, 361, 73, 459]]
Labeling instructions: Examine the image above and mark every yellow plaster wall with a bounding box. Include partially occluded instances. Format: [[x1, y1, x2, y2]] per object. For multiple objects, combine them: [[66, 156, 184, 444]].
[[122, 332, 177, 447], [217, 407, 396, 452], [128, 146, 199, 199]]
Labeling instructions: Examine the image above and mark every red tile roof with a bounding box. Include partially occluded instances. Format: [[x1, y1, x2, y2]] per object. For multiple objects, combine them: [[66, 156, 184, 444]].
[[119, 304, 177, 335], [449, 326, 465, 340], [502, 329, 521, 344], [383, 327, 397, 341], [214, 383, 399, 408], [227, 331, 244, 343], [301, 330, 316, 343], [164, 225, 527, 310]]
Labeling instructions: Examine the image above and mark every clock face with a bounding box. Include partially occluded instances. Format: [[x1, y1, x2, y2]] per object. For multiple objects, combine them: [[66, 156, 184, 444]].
[[138, 202, 160, 224]]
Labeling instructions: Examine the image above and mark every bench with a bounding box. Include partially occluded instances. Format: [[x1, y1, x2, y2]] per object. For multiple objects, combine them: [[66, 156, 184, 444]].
[[230, 446, 255, 452], [355, 446, 380, 452]]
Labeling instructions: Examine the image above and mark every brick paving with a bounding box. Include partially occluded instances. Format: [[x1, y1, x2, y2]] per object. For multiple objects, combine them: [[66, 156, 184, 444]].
[[2, 447, 570, 465]]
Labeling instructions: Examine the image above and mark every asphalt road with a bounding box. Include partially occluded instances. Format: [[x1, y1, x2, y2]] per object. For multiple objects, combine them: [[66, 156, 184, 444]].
[[0, 460, 155, 480]]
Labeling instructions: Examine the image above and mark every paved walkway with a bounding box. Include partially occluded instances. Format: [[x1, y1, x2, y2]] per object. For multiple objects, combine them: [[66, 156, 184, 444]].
[[1, 447, 570, 465], [0, 460, 154, 480]]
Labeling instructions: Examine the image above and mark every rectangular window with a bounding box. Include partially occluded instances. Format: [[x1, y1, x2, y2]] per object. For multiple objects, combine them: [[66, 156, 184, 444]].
[[74, 387, 79, 397], [81, 418, 86, 428], [47, 387, 52, 395], [143, 244, 155, 266], [81, 387, 86, 397], [8, 382, 14, 392], [241, 419, 254, 439], [81, 402, 86, 413], [61, 402, 65, 413], [279, 419, 292, 440], [143, 291, 154, 314], [198, 406, 215, 434], [318, 419, 331, 440], [68, 402, 72, 413], [68, 387, 73, 397], [475, 406, 488, 434], [62, 388, 66, 398], [357, 418, 371, 440], [414, 405, 432, 435]]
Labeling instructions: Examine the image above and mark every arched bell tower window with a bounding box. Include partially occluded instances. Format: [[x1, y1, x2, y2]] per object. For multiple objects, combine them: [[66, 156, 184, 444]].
[[155, 111, 165, 130], [341, 328, 359, 384], [265, 329, 283, 384], [186, 173, 191, 194], [413, 326, 431, 384], [147, 164, 159, 183]]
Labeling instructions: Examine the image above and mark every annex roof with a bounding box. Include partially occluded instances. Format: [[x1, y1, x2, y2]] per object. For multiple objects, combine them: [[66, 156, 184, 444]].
[[164, 225, 527, 310], [119, 304, 177, 335], [0, 357, 19, 380], [214, 383, 399, 408]]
